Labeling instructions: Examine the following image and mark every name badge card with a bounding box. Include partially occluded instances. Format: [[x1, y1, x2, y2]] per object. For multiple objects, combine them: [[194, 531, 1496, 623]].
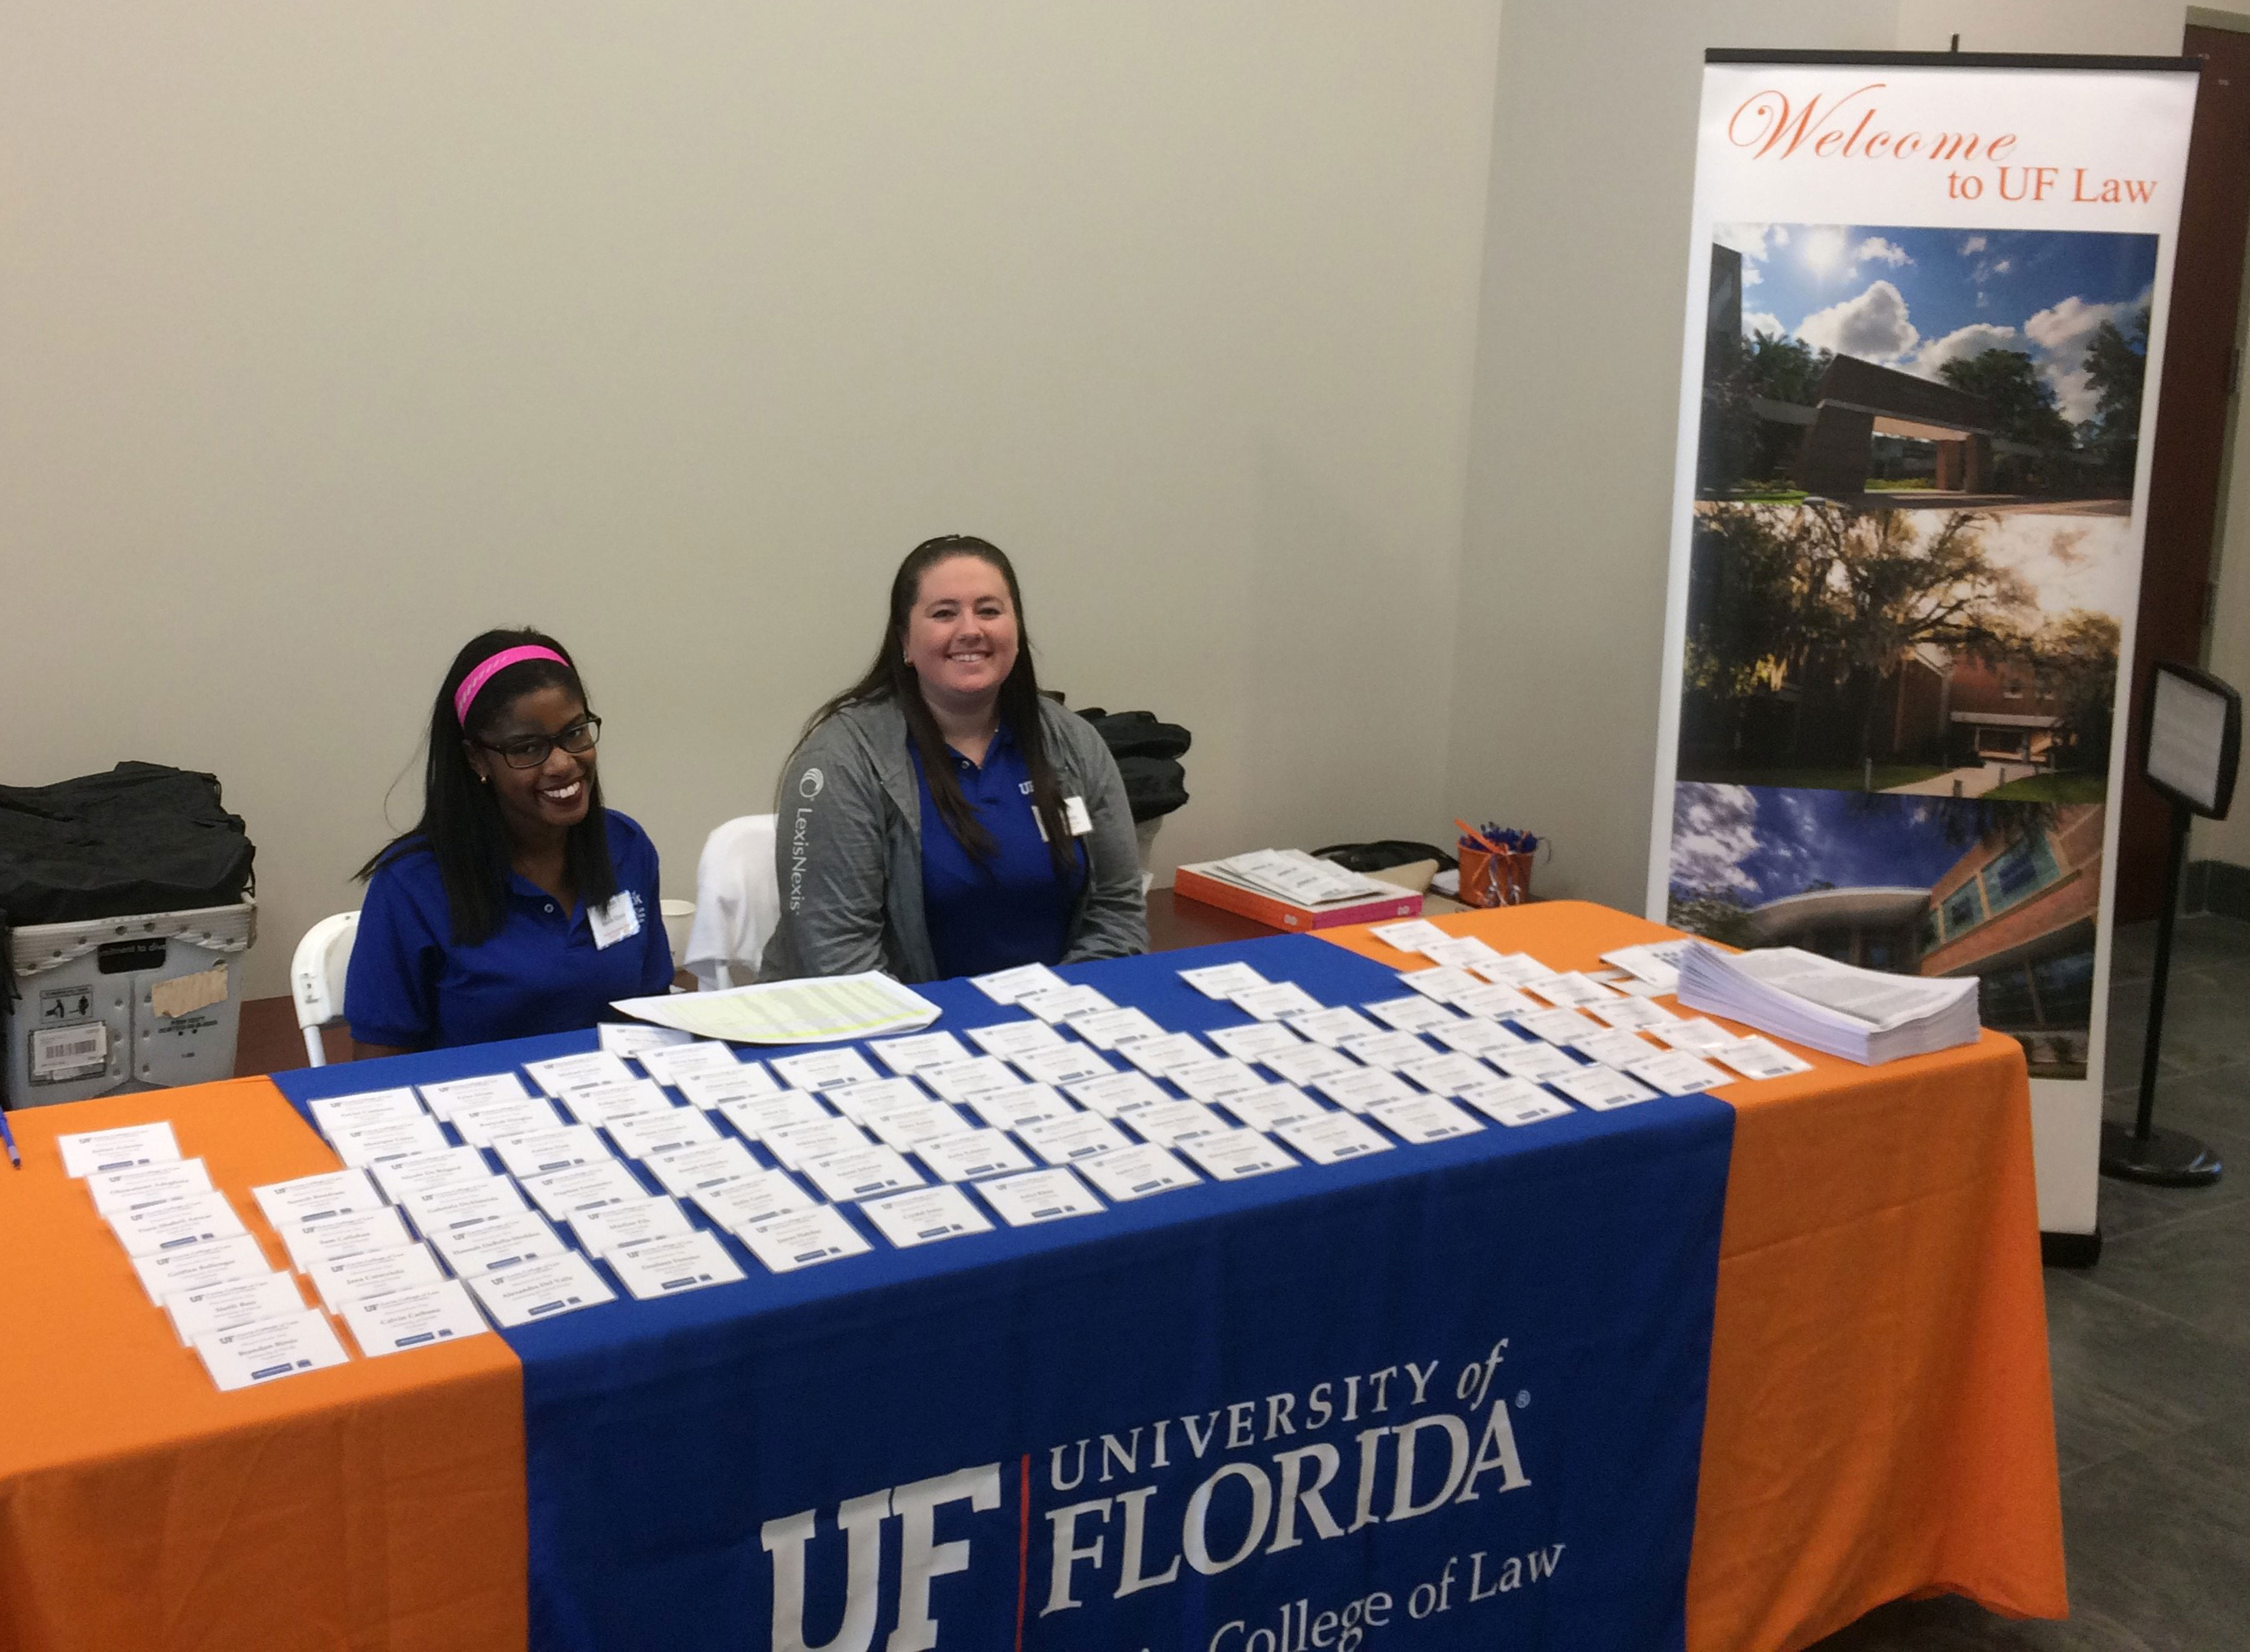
[[770, 1048, 881, 1093], [1625, 1050, 1730, 1096], [1125, 1100, 1228, 1148], [109, 1191, 251, 1257], [1016, 984, 1116, 1023], [1228, 982, 1327, 1022], [1568, 1028, 1661, 1070], [452, 1094, 563, 1147], [1065, 1007, 1168, 1050], [429, 1210, 567, 1277], [396, 1176, 529, 1238], [866, 1031, 972, 1076], [1204, 1021, 1307, 1064], [717, 1091, 835, 1141], [604, 1107, 720, 1161], [333, 1115, 451, 1169], [1646, 1017, 1742, 1054], [1260, 1043, 1360, 1088], [282, 1206, 414, 1274], [1361, 996, 1463, 1035], [521, 1158, 652, 1223], [970, 962, 1067, 1005], [604, 1230, 746, 1301], [739, 1206, 871, 1274], [305, 1242, 446, 1315], [1285, 1007, 1382, 1048], [1078, 1143, 1200, 1203], [372, 1147, 493, 1202], [464, 1251, 616, 1327], [598, 1020, 695, 1059], [1399, 1053, 1500, 1098], [1582, 997, 1679, 1032], [89, 1158, 215, 1218], [917, 1057, 1020, 1102], [310, 1088, 426, 1141], [1062, 795, 1094, 837], [491, 1124, 612, 1181], [251, 1169, 384, 1232], [975, 1167, 1104, 1227], [677, 1062, 784, 1110], [863, 1184, 994, 1249], [1276, 1112, 1394, 1166], [586, 893, 641, 951], [866, 1104, 975, 1154], [1122, 1033, 1214, 1077], [1516, 1008, 1599, 1046], [1336, 1031, 1438, 1073], [1418, 936, 1510, 972], [765, 1116, 873, 1173], [1449, 984, 1546, 1022], [1369, 918, 1452, 955], [635, 1040, 742, 1089], [1179, 1128, 1298, 1182], [964, 1084, 1076, 1131], [525, 1051, 636, 1098], [1007, 1044, 1119, 1089], [1177, 962, 1271, 999], [1464, 951, 1558, 986], [1522, 972, 1624, 1008], [339, 1278, 493, 1357], [417, 1071, 532, 1122], [1368, 1094, 1485, 1146], [164, 1272, 308, 1347], [59, 1121, 182, 1179], [1709, 1038, 1815, 1081], [194, 1305, 352, 1392], [965, 1019, 1069, 1058], [1397, 967, 1484, 1004], [1458, 1078, 1576, 1128], [572, 1196, 695, 1259], [644, 1138, 761, 1199], [1017, 1112, 1130, 1165], [691, 1171, 816, 1235], [1061, 1071, 1166, 1118], [1308, 1068, 1418, 1115], [1429, 1016, 1531, 1057], [1548, 1064, 1660, 1112], [800, 1143, 924, 1203], [556, 1079, 674, 1129], [913, 1128, 1034, 1184], [1164, 1058, 1269, 1106], [1217, 1084, 1325, 1134], [134, 1233, 274, 1308], [1490, 1042, 1584, 1084], [816, 1077, 926, 1123]]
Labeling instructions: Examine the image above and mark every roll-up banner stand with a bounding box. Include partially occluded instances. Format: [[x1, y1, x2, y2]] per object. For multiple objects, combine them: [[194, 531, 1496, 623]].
[[1650, 51, 2199, 1247]]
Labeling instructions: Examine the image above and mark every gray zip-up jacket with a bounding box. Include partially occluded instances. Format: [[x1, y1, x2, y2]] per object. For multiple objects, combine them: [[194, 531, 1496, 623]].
[[759, 696, 1148, 983]]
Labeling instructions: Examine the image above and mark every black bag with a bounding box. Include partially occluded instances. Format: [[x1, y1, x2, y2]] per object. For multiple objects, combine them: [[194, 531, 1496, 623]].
[[0, 763, 255, 929], [1314, 839, 1459, 875], [1078, 709, 1192, 823]]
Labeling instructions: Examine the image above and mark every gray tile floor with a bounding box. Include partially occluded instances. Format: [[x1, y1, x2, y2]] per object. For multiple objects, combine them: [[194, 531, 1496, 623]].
[[1813, 913, 2250, 1651]]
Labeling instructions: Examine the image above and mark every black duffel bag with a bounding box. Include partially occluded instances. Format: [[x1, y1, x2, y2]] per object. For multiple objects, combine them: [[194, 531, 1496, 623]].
[[0, 762, 255, 928], [1078, 709, 1192, 823]]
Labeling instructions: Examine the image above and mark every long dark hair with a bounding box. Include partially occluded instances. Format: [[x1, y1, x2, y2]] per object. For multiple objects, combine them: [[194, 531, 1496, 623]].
[[358, 627, 616, 945], [806, 535, 1076, 875]]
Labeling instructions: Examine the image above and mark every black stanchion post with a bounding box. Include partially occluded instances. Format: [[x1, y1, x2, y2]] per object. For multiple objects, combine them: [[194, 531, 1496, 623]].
[[2102, 800, 2221, 1184]]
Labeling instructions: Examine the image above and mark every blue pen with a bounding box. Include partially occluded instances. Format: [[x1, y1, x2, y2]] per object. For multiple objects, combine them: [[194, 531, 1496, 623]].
[[0, 1106, 20, 1170]]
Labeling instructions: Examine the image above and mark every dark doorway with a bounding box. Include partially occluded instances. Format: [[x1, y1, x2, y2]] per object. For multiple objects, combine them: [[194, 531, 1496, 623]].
[[2120, 21, 2250, 920]]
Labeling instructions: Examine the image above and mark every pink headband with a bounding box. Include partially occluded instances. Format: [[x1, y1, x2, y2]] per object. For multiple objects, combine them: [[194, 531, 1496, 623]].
[[454, 645, 569, 725]]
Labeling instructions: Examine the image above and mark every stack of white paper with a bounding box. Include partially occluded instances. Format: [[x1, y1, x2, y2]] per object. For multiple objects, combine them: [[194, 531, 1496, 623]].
[[1203, 849, 1395, 906], [1675, 944, 1977, 1065]]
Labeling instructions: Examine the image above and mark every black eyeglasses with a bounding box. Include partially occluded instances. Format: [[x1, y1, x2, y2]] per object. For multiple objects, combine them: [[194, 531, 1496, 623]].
[[478, 716, 602, 769]]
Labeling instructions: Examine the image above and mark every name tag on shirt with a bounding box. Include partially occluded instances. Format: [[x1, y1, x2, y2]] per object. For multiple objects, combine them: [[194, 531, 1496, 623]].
[[588, 893, 641, 951], [1031, 795, 1095, 842]]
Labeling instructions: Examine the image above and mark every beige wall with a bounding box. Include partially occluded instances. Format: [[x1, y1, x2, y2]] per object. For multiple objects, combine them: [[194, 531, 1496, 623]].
[[4, 3, 1503, 997]]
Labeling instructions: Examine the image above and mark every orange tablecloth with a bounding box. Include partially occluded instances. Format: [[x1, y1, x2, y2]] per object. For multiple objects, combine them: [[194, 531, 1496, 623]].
[[1321, 900, 2066, 1652], [0, 1080, 525, 1652]]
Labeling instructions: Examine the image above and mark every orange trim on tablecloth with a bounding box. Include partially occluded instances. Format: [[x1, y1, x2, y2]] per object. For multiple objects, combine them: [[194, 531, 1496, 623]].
[[0, 1079, 526, 1652], [1320, 900, 2066, 1652]]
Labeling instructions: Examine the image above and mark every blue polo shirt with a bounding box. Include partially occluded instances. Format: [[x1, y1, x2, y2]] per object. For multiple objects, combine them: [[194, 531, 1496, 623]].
[[911, 727, 1087, 981], [346, 810, 673, 1050]]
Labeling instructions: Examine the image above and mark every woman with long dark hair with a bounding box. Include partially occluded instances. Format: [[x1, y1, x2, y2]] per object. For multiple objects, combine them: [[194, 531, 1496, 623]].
[[346, 628, 673, 1053], [761, 536, 1145, 982]]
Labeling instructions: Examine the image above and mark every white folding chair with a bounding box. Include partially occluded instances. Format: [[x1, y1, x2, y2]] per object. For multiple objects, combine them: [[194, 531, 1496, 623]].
[[290, 911, 360, 1067], [684, 815, 780, 989]]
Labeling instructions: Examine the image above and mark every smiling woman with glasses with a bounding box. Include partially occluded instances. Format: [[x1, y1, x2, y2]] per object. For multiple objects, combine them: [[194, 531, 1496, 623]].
[[343, 627, 674, 1055]]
